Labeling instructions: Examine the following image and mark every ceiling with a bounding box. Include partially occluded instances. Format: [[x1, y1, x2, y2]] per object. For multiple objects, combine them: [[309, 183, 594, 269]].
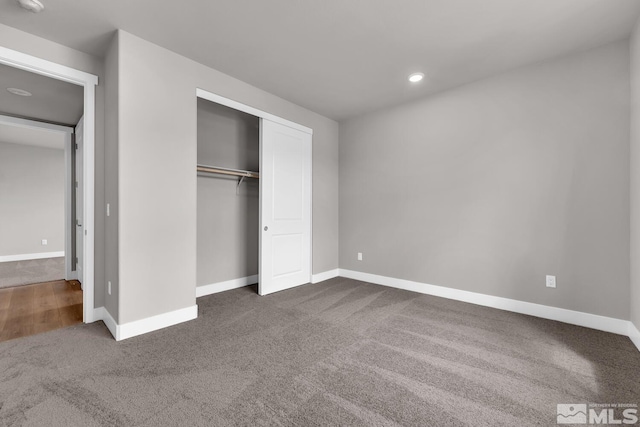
[[0, 122, 66, 150], [1, 0, 640, 120], [0, 63, 84, 125]]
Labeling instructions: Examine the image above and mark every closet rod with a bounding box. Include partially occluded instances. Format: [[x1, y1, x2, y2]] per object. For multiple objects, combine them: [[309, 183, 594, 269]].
[[196, 164, 259, 179]]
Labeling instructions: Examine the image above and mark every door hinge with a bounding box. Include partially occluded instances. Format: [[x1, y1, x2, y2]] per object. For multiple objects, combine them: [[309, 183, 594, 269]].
[[75, 143, 78, 149], [74, 257, 78, 265], [75, 181, 78, 188]]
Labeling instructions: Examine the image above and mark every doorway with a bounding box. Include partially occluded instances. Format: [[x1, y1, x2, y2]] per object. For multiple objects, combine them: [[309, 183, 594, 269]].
[[0, 45, 98, 336], [0, 88, 83, 341]]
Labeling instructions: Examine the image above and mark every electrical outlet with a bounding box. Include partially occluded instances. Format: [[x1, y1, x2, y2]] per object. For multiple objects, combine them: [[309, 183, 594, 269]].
[[41, 239, 47, 245], [357, 252, 363, 261], [108, 281, 112, 295], [546, 275, 556, 288]]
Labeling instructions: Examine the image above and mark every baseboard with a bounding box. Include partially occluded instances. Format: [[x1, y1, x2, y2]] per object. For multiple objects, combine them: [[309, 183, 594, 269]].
[[90, 305, 195, 341], [629, 322, 640, 352], [196, 275, 258, 298], [311, 269, 340, 284], [115, 305, 198, 341], [93, 307, 118, 340], [0, 251, 64, 263], [339, 269, 630, 336], [85, 305, 104, 324]]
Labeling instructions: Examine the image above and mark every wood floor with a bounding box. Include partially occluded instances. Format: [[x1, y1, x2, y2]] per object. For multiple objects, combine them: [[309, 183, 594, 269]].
[[0, 280, 82, 342]]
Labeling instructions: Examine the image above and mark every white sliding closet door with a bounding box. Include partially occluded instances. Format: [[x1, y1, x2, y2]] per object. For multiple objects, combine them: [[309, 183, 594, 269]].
[[259, 119, 312, 296]]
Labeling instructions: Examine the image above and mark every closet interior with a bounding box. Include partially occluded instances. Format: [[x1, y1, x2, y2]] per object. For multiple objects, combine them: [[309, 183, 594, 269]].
[[197, 98, 260, 290]]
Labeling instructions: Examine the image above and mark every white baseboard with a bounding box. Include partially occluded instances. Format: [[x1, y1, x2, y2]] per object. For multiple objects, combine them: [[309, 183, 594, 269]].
[[115, 305, 198, 341], [311, 269, 340, 284], [84, 305, 104, 324], [90, 305, 197, 341], [93, 307, 118, 339], [0, 251, 64, 263], [196, 275, 258, 298], [339, 269, 630, 336], [195, 270, 342, 297], [629, 322, 640, 352]]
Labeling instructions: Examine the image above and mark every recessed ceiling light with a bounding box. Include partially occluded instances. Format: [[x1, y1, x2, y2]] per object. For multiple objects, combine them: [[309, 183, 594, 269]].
[[7, 88, 32, 97], [408, 72, 425, 83], [17, 0, 44, 13]]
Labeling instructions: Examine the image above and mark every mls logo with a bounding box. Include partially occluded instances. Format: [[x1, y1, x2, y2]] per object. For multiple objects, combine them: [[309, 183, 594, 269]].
[[558, 404, 587, 424]]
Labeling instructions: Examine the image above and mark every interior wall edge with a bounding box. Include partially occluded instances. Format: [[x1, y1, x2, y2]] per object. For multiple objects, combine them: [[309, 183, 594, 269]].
[[94, 306, 117, 340], [629, 14, 640, 346], [104, 29, 120, 323]]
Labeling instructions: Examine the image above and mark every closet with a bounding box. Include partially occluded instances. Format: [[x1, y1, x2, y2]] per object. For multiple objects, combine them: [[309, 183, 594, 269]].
[[196, 91, 312, 296]]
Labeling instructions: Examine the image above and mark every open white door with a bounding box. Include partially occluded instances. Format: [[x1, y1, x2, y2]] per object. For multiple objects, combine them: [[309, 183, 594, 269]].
[[259, 119, 312, 295], [64, 129, 75, 281], [75, 116, 84, 287]]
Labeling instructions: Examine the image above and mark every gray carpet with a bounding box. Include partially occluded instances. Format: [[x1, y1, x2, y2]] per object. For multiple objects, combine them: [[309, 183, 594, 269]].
[[0, 257, 65, 289], [0, 277, 638, 426]]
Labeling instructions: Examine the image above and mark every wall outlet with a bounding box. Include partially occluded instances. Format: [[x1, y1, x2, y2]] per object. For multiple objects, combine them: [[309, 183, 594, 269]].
[[546, 275, 556, 288], [108, 281, 112, 295], [41, 239, 47, 245], [357, 252, 363, 261], [106, 203, 110, 217]]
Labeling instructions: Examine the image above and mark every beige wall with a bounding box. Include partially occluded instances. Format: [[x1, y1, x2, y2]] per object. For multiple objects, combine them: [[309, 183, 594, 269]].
[[115, 31, 339, 324], [0, 24, 105, 309], [0, 142, 64, 256], [630, 21, 640, 330], [197, 100, 259, 286], [340, 41, 630, 319]]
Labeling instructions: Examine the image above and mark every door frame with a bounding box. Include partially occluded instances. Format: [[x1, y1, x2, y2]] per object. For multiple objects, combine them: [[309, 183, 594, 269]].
[[196, 89, 312, 134], [0, 114, 75, 280], [195, 88, 313, 288], [0, 46, 99, 323]]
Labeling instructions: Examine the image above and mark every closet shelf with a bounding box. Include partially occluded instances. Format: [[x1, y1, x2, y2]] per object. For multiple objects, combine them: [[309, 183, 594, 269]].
[[197, 164, 259, 179]]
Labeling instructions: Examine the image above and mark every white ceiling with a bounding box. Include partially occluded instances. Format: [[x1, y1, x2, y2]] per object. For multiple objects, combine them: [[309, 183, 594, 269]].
[[1, 0, 639, 120], [0, 122, 67, 150], [0, 63, 84, 125]]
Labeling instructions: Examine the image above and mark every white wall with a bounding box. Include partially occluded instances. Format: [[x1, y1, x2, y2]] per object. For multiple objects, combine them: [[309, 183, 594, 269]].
[[0, 142, 64, 257], [340, 41, 630, 319]]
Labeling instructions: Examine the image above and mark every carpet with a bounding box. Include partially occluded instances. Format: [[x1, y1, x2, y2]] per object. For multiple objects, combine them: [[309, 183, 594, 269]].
[[0, 277, 638, 426], [0, 257, 65, 289]]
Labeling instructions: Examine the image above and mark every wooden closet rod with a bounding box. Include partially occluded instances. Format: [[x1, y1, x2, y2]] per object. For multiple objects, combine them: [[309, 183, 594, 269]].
[[196, 164, 260, 179]]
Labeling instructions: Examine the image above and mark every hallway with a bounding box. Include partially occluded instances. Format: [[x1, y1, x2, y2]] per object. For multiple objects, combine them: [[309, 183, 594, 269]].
[[0, 280, 82, 342]]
